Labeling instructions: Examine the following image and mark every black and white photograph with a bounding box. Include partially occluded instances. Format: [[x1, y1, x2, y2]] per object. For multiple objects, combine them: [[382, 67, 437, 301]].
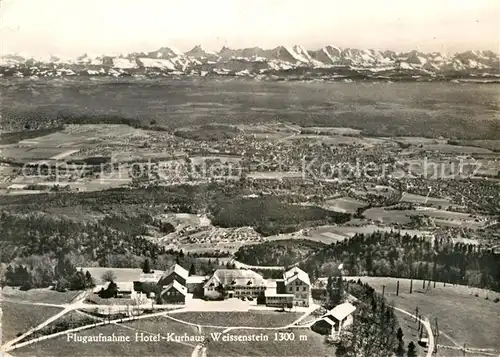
[[0, 1, 499, 356]]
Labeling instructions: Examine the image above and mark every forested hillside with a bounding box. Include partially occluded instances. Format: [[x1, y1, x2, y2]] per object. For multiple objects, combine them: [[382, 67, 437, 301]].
[[301, 232, 500, 292], [211, 197, 350, 236], [236, 232, 500, 292], [234, 239, 326, 266]]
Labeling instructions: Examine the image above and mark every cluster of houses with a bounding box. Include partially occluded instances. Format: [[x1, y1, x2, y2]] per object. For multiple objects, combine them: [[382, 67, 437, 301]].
[[91, 264, 357, 339], [99, 264, 314, 308]]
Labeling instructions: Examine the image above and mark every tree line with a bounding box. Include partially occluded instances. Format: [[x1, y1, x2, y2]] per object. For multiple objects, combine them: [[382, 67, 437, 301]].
[[235, 231, 500, 292], [300, 231, 500, 292], [2, 254, 95, 291]]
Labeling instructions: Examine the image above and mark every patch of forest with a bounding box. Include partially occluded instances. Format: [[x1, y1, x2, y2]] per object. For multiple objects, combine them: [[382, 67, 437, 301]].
[[0, 185, 211, 214], [173, 124, 241, 141], [234, 239, 326, 266], [210, 196, 351, 236]]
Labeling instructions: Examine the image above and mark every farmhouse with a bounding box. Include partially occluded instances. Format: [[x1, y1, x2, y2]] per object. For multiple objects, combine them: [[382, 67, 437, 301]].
[[157, 264, 189, 287], [203, 269, 267, 299], [313, 302, 356, 338], [155, 264, 189, 303], [159, 280, 187, 304], [99, 281, 137, 299]]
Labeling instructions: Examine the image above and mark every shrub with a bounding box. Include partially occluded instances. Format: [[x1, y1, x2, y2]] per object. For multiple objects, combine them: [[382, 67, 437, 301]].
[[493, 297, 499, 303]]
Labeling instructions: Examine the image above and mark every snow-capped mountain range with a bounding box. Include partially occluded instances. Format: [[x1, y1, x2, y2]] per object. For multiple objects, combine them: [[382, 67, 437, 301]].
[[1, 44, 499, 81]]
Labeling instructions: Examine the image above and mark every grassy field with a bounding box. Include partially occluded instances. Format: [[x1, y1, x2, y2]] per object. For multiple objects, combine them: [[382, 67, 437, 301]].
[[171, 311, 303, 328], [206, 328, 334, 357], [363, 206, 490, 229], [324, 197, 368, 214], [11, 323, 194, 357], [351, 277, 500, 352], [124, 315, 199, 336], [2, 287, 81, 304], [400, 193, 451, 206], [78, 267, 144, 283], [2, 301, 63, 343], [267, 224, 433, 244]]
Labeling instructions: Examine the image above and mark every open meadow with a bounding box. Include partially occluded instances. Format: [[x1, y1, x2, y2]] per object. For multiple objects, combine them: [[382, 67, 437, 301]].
[[171, 311, 303, 328], [2, 302, 63, 343], [350, 277, 500, 353], [363, 206, 491, 229], [11, 322, 194, 357], [265, 224, 433, 244], [2, 287, 81, 304]]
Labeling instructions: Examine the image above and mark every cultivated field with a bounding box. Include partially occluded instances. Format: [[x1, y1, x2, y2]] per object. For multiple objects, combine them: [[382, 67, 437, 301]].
[[350, 277, 500, 353], [400, 193, 451, 206], [266, 224, 433, 244], [363, 206, 491, 229]]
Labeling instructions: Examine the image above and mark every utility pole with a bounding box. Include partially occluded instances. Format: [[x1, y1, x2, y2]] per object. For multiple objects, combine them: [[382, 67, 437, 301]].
[[396, 280, 400, 296], [415, 306, 419, 323], [410, 279, 413, 294], [434, 317, 439, 355], [382, 285, 386, 297], [423, 280, 426, 289]]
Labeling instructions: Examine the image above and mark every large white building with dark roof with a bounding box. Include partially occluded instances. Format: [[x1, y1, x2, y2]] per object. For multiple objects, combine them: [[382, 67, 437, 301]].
[[203, 269, 267, 299]]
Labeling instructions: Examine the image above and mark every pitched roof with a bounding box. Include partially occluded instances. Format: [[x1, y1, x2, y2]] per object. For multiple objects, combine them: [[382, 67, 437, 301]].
[[187, 275, 208, 284], [139, 271, 164, 282], [321, 316, 337, 326], [105, 281, 134, 292], [283, 266, 310, 286], [325, 302, 356, 321], [203, 269, 265, 289], [162, 280, 187, 296], [163, 264, 189, 280]]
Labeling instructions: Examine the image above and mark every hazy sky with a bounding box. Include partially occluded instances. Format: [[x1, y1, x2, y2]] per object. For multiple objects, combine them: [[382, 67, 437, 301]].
[[1, 0, 499, 56]]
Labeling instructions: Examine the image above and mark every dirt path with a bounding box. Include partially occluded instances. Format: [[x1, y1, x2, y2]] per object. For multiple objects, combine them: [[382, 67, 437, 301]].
[[393, 307, 434, 357], [1, 306, 73, 351]]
